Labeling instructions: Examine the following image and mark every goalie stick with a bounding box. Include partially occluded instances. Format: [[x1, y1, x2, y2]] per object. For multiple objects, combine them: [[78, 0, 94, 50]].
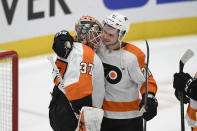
[[47, 56, 79, 120], [179, 49, 194, 131]]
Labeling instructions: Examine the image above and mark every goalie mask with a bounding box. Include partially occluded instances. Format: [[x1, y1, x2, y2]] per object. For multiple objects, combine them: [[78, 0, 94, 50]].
[[75, 16, 102, 51]]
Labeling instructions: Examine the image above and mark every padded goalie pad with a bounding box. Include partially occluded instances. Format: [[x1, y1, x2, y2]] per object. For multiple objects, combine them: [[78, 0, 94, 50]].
[[76, 106, 104, 131]]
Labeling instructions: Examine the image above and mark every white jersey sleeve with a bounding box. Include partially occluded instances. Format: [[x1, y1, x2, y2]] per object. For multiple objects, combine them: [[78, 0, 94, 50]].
[[128, 55, 145, 86], [92, 54, 105, 108]]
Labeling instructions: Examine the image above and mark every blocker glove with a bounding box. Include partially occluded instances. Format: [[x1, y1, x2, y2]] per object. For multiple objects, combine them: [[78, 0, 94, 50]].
[[139, 93, 158, 121], [52, 30, 74, 59]]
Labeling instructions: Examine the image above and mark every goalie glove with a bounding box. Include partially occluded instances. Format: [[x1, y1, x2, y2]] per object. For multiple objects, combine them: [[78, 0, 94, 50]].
[[75, 107, 104, 131], [139, 93, 158, 121], [52, 30, 74, 59]]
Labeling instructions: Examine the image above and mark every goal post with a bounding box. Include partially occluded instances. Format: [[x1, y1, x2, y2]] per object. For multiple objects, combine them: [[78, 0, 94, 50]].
[[0, 51, 18, 131]]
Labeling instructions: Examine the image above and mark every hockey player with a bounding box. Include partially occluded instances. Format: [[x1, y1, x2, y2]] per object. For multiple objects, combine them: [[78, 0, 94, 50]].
[[97, 12, 158, 131], [173, 72, 197, 130], [52, 13, 158, 131], [49, 16, 105, 131]]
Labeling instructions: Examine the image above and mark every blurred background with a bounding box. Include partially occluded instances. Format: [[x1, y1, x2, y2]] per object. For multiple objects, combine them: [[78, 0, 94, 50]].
[[0, 0, 197, 130]]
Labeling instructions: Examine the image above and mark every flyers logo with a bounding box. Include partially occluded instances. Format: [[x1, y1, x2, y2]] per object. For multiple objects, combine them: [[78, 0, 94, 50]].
[[103, 63, 122, 84], [103, 0, 196, 10]]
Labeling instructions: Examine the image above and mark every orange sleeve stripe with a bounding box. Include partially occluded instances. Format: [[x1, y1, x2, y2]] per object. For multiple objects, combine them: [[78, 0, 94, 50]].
[[54, 59, 68, 86], [140, 77, 157, 94], [123, 43, 145, 68], [102, 99, 141, 112], [66, 44, 95, 100], [123, 43, 157, 95], [187, 104, 197, 121]]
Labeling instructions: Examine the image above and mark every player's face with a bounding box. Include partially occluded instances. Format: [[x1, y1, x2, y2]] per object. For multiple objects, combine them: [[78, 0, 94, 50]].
[[102, 24, 120, 50]]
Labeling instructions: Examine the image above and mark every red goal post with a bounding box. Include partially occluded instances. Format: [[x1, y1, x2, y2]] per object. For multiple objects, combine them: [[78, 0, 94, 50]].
[[0, 51, 18, 131]]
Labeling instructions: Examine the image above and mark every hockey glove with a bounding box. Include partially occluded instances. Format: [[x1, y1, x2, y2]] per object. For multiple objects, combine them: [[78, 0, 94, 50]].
[[139, 93, 158, 121], [174, 90, 190, 104], [173, 72, 192, 92], [52, 30, 74, 58]]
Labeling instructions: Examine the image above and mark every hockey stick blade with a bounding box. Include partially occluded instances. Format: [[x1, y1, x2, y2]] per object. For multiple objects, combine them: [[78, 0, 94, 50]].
[[180, 49, 194, 72]]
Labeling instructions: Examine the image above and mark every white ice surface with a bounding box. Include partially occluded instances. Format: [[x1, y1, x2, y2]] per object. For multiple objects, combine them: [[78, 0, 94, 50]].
[[19, 35, 197, 131]]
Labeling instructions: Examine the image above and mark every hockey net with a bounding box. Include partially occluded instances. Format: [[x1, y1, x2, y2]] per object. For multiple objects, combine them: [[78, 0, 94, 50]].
[[0, 51, 18, 131]]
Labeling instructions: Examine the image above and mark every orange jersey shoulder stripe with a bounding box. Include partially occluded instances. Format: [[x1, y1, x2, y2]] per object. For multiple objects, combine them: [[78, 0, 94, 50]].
[[123, 43, 157, 94], [123, 43, 145, 68], [102, 99, 141, 112], [66, 44, 95, 101]]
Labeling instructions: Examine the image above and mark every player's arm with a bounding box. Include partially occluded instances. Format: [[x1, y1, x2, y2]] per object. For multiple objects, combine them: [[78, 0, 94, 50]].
[[92, 55, 105, 108], [128, 53, 158, 121], [128, 53, 157, 95], [52, 30, 74, 58]]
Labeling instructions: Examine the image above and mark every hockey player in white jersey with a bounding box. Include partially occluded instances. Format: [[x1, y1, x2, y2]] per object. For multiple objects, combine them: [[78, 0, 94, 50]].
[[53, 13, 158, 131], [97, 12, 158, 131], [173, 72, 197, 130], [49, 16, 105, 131]]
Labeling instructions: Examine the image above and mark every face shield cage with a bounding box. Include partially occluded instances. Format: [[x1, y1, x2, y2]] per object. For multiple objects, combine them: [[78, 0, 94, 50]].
[[76, 20, 102, 50]]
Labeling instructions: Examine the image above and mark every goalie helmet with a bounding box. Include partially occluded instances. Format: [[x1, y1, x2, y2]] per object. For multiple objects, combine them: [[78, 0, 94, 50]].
[[75, 16, 102, 51], [103, 12, 129, 35]]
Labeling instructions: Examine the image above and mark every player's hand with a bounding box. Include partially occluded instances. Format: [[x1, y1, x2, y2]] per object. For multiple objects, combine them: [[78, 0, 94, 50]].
[[174, 90, 190, 104], [52, 30, 74, 58], [173, 72, 192, 92], [139, 93, 158, 121]]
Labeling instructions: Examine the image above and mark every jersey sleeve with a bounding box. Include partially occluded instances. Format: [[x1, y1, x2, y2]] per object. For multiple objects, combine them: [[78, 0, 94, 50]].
[[125, 43, 157, 95], [185, 99, 197, 127], [138, 53, 157, 95], [128, 55, 145, 85], [92, 54, 105, 108]]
